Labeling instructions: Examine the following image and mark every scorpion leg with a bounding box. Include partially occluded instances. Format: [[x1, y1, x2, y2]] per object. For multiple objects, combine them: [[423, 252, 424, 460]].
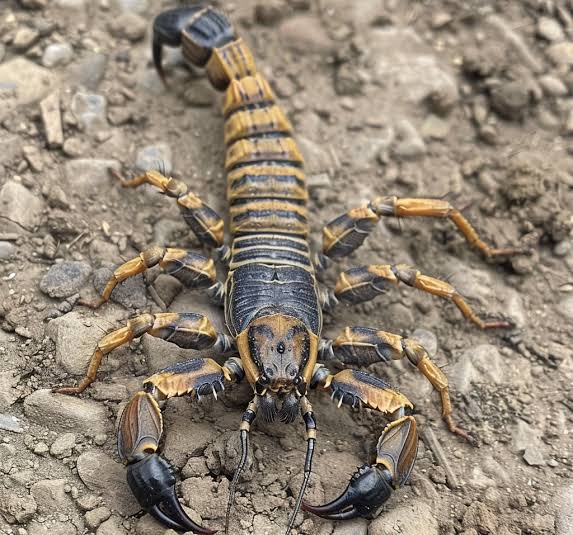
[[54, 312, 234, 394], [111, 168, 224, 248], [318, 196, 527, 266], [320, 327, 473, 442], [305, 367, 417, 520], [119, 357, 244, 534], [80, 245, 222, 309], [329, 263, 511, 329]]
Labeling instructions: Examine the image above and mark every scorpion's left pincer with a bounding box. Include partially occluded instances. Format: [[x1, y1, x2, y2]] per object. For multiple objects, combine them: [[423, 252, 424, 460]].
[[126, 454, 215, 534]]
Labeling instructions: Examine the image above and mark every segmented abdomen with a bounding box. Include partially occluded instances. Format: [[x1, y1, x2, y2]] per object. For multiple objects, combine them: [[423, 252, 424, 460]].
[[223, 72, 309, 240]]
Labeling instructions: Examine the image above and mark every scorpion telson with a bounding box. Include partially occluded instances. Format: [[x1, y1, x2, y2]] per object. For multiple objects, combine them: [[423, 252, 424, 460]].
[[53, 5, 528, 534]]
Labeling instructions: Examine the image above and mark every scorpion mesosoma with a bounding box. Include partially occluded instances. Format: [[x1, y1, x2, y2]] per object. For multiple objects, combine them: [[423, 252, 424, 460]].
[[54, 5, 527, 534]]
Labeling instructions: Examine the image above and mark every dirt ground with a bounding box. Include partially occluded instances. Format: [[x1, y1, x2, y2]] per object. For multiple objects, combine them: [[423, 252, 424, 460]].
[[0, 0, 572, 534]]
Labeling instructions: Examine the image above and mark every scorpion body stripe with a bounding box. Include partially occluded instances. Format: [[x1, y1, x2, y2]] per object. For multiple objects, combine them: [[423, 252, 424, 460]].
[[183, 8, 321, 342]]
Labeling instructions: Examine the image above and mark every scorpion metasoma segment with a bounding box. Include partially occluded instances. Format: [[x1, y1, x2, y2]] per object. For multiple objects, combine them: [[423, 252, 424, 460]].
[[53, 5, 528, 534]]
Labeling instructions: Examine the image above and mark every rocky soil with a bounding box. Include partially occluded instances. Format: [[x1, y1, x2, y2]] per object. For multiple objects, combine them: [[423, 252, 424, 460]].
[[1, 0, 572, 534]]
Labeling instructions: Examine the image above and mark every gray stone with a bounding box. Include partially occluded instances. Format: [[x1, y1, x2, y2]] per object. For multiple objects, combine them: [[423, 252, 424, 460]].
[[46, 310, 123, 375], [181, 457, 210, 479], [0, 58, 56, 120], [39, 261, 92, 298], [85, 507, 112, 529], [109, 12, 147, 41], [50, 432, 76, 458], [462, 501, 498, 534], [333, 519, 368, 534], [0, 181, 44, 232], [24, 389, 108, 435], [393, 119, 426, 159], [0, 134, 23, 165], [484, 15, 542, 72], [30, 479, 72, 514], [136, 514, 172, 535], [557, 295, 573, 320], [0, 413, 23, 433], [12, 27, 40, 51], [556, 483, 573, 534], [93, 266, 147, 309], [420, 114, 450, 139], [0, 492, 37, 523], [490, 80, 531, 120], [27, 521, 77, 535], [71, 92, 108, 134], [298, 136, 333, 175], [0, 241, 15, 260], [116, 0, 148, 13], [135, 143, 172, 175], [537, 17, 565, 42], [368, 500, 438, 535], [539, 75, 568, 97], [547, 42, 573, 66], [449, 345, 504, 394], [40, 91, 64, 148], [67, 53, 108, 90], [42, 42, 74, 68], [279, 15, 334, 54], [370, 27, 459, 107], [64, 158, 121, 196], [0, 371, 19, 410], [76, 450, 140, 516], [97, 516, 127, 535], [55, 0, 85, 8]]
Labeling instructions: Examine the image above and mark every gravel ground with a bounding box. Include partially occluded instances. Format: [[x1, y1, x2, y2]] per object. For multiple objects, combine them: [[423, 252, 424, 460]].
[[1, 1, 572, 534]]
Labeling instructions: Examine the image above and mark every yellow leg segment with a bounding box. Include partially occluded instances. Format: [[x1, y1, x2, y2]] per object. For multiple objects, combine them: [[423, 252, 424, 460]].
[[334, 263, 510, 329]]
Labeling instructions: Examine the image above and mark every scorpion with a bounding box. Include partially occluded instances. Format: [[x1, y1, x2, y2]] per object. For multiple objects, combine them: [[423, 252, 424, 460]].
[[54, 5, 527, 535]]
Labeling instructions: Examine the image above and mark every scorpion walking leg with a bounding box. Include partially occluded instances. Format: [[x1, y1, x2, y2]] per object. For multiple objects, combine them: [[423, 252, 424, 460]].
[[318, 196, 526, 266], [328, 263, 511, 329], [81, 245, 222, 309], [119, 357, 243, 534], [111, 168, 224, 248], [320, 327, 473, 442], [54, 312, 233, 394], [304, 366, 417, 520]]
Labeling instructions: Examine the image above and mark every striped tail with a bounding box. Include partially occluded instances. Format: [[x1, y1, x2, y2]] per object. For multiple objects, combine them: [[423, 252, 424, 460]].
[[153, 6, 310, 241]]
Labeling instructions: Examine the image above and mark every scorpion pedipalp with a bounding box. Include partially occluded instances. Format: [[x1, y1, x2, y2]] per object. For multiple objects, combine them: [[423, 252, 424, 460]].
[[127, 454, 216, 534]]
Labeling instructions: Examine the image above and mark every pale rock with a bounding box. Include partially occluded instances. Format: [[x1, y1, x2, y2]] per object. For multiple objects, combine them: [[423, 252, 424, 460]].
[[333, 519, 368, 534], [279, 15, 334, 54], [547, 42, 573, 66], [0, 181, 44, 232], [30, 479, 72, 514], [76, 450, 140, 516], [50, 432, 76, 458], [556, 483, 573, 534], [64, 158, 121, 196], [46, 310, 122, 375], [42, 42, 74, 67], [96, 515, 127, 535], [368, 500, 438, 535], [24, 389, 108, 435], [0, 58, 56, 120], [71, 92, 108, 134], [537, 17, 565, 42]]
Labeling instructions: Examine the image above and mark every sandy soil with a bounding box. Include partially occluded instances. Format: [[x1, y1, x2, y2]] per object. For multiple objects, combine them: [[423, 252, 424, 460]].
[[0, 1, 572, 534]]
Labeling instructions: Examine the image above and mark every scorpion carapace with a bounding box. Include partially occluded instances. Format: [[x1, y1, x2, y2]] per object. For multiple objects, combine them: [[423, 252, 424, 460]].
[[53, 5, 528, 535]]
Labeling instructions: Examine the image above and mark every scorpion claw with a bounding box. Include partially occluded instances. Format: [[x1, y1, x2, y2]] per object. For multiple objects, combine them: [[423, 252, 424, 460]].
[[127, 454, 216, 534], [302, 464, 393, 520]]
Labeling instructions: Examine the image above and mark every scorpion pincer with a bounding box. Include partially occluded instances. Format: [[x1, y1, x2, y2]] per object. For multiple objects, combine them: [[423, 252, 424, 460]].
[[54, 5, 527, 534]]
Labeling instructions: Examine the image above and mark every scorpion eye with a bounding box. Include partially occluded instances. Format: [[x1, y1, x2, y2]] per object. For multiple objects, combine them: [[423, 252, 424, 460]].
[[265, 368, 274, 377], [277, 342, 286, 354]]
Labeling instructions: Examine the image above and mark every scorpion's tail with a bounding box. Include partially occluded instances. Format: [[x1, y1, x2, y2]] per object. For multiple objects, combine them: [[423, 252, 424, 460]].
[[153, 5, 310, 243]]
